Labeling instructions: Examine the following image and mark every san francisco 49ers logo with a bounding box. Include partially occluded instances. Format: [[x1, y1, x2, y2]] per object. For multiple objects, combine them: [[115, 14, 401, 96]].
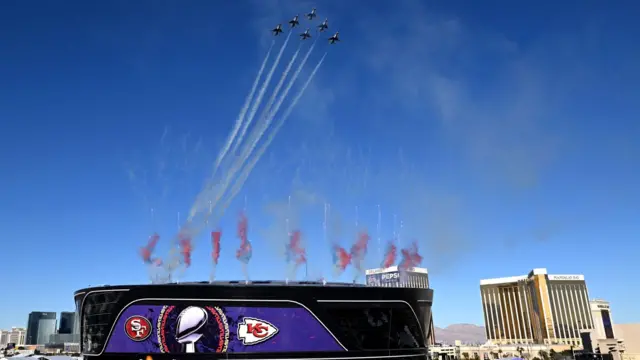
[[124, 315, 152, 341], [237, 317, 278, 345]]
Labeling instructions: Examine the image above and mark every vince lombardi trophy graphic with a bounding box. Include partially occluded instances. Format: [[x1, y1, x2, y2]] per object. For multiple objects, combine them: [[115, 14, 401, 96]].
[[176, 306, 208, 353]]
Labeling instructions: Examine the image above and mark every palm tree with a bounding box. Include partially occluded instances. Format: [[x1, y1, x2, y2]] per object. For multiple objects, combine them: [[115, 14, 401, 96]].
[[463, 352, 470, 360]]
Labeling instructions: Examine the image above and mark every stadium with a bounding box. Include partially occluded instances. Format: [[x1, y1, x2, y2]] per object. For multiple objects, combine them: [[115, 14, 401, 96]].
[[74, 281, 434, 359]]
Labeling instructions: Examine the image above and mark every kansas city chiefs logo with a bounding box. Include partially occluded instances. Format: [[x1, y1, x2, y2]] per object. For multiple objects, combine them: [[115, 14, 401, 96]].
[[237, 317, 279, 345]]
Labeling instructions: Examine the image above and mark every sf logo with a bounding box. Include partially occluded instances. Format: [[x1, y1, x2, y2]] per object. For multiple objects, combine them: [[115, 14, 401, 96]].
[[124, 316, 152, 341], [237, 317, 279, 345]]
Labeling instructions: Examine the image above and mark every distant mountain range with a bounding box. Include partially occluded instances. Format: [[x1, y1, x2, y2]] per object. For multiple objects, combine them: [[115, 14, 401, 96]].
[[435, 324, 486, 345]]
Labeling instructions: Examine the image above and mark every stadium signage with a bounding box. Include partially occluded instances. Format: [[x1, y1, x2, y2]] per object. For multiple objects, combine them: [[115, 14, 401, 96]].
[[597, 304, 610, 309], [124, 316, 152, 341], [549, 275, 584, 281], [382, 273, 400, 280], [366, 267, 397, 275], [237, 317, 279, 346]]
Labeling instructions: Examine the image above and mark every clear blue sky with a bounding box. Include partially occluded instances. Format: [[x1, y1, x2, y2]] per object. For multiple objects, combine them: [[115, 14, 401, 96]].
[[1, 0, 639, 330]]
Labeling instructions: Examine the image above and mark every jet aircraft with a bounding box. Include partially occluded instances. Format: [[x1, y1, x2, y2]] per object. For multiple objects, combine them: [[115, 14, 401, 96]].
[[300, 29, 312, 40], [318, 19, 329, 32], [328, 31, 340, 44], [307, 8, 317, 20], [272, 24, 283, 36], [289, 15, 300, 28]]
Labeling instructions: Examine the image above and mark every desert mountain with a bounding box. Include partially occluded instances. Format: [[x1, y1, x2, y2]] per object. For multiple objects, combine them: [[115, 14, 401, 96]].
[[435, 323, 486, 345]]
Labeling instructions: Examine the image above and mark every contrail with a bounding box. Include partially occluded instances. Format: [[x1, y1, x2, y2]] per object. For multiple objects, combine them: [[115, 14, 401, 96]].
[[204, 43, 302, 224], [190, 32, 290, 222], [188, 42, 275, 220], [222, 41, 316, 203], [209, 42, 274, 182], [261, 41, 318, 143], [227, 45, 302, 187], [190, 33, 294, 223], [229, 32, 292, 159], [215, 53, 327, 218], [161, 42, 324, 281]]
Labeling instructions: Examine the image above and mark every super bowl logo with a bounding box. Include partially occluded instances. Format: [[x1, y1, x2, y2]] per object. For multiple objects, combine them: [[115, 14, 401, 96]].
[[156, 305, 229, 353]]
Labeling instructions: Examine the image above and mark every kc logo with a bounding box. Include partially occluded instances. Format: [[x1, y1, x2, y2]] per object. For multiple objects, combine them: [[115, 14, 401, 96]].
[[237, 317, 279, 345], [124, 315, 152, 341]]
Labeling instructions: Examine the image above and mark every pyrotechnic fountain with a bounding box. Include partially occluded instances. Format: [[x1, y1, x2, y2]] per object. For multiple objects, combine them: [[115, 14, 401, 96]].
[[132, 7, 425, 284]]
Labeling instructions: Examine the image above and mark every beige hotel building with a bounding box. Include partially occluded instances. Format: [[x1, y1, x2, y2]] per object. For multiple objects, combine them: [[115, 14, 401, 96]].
[[480, 268, 593, 347]]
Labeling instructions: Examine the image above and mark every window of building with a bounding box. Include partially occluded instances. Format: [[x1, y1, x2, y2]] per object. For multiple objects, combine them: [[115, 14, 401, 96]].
[[322, 301, 425, 350], [81, 291, 126, 354], [601, 310, 615, 339]]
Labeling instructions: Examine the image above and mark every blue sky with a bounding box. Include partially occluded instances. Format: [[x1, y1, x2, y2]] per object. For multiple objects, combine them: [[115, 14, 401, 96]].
[[1, 0, 639, 330]]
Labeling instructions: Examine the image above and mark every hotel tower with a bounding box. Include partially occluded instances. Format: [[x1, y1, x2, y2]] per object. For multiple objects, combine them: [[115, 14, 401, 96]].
[[480, 268, 594, 346]]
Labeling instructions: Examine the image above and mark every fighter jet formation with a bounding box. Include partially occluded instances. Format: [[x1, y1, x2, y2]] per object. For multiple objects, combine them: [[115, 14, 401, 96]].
[[300, 29, 311, 40], [289, 15, 300, 28], [141, 6, 339, 283], [272, 24, 283, 36], [271, 9, 340, 44], [318, 19, 328, 32], [328, 32, 340, 44], [306, 8, 316, 20]]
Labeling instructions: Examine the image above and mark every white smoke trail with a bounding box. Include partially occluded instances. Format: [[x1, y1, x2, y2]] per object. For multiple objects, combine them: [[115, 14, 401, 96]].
[[214, 53, 327, 218], [265, 41, 318, 137], [211, 42, 275, 179], [160, 43, 324, 282], [215, 42, 318, 213], [229, 32, 292, 159], [188, 33, 294, 226], [188, 43, 275, 220], [210, 267, 217, 283], [241, 262, 249, 283], [201, 45, 302, 225], [224, 47, 302, 189]]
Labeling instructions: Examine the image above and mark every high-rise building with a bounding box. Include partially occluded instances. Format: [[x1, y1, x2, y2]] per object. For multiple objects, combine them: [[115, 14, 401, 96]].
[[480, 268, 593, 347], [1, 327, 27, 347], [59, 312, 75, 334], [26, 312, 57, 345], [580, 300, 624, 357], [10, 327, 26, 345], [365, 266, 436, 345], [590, 299, 616, 340]]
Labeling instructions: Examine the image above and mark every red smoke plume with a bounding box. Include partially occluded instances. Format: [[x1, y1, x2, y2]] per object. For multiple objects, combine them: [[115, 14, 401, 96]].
[[382, 242, 397, 268], [236, 212, 252, 264], [399, 241, 422, 270], [139, 233, 162, 265], [178, 233, 193, 267], [211, 230, 221, 265], [350, 231, 370, 272]]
